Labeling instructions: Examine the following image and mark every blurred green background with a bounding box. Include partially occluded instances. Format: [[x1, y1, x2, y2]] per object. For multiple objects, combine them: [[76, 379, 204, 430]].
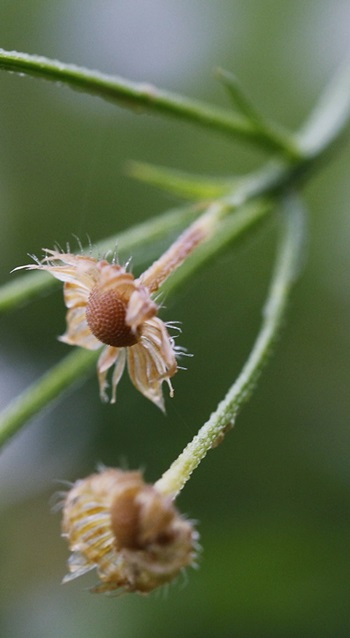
[[1, 1, 350, 636]]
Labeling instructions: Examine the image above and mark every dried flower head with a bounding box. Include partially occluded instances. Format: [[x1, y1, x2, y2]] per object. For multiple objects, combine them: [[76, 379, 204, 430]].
[[61, 468, 198, 594], [16, 249, 179, 409], [14, 207, 222, 407]]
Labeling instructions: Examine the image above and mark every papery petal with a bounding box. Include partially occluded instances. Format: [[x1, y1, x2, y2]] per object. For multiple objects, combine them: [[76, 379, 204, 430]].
[[62, 552, 96, 582], [63, 281, 90, 308], [126, 316, 178, 412], [97, 346, 123, 402], [45, 251, 99, 288], [15, 250, 99, 289], [61, 469, 198, 593], [98, 263, 136, 295], [98, 345, 120, 373], [127, 342, 165, 410], [43, 249, 96, 269], [143, 318, 178, 375], [42, 266, 94, 289], [62, 471, 123, 585], [125, 288, 157, 331], [111, 348, 127, 404], [59, 307, 101, 350]]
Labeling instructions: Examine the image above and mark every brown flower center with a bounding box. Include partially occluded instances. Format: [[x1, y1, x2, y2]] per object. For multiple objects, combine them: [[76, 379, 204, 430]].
[[86, 288, 139, 347]]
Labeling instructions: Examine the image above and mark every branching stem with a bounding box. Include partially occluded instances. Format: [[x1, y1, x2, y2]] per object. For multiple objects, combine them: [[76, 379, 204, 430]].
[[1, 54, 350, 464]]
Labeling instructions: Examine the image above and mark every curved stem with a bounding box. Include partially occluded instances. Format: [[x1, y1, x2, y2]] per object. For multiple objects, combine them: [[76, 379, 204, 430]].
[[0, 49, 300, 158], [155, 194, 305, 498]]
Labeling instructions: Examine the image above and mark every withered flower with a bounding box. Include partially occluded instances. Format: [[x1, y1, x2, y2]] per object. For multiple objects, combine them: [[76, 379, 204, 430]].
[[16, 250, 178, 410], [61, 468, 198, 594], [15, 205, 221, 407]]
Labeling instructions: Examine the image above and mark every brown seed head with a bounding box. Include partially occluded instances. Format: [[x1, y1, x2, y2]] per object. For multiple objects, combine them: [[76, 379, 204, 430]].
[[86, 288, 139, 347]]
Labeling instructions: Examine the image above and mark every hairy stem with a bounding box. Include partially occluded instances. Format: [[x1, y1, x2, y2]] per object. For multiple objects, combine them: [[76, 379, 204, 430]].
[[0, 49, 300, 158], [139, 201, 228, 292], [155, 194, 304, 498]]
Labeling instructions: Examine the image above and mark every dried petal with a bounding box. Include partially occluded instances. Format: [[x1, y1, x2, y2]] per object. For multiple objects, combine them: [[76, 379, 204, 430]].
[[61, 469, 198, 594], [15, 250, 179, 408]]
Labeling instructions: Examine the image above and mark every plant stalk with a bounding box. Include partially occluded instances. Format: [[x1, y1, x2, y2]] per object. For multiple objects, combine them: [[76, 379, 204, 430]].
[[155, 194, 305, 498]]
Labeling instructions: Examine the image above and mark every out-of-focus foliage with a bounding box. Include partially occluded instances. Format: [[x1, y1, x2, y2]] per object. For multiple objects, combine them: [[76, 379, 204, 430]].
[[1, 2, 350, 637]]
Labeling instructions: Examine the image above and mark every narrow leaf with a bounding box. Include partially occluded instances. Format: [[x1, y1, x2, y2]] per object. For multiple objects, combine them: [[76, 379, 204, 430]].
[[216, 67, 264, 125], [127, 161, 235, 200]]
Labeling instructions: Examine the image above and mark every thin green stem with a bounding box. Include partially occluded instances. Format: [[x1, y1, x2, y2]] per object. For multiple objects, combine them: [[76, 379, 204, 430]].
[[0, 349, 98, 448], [155, 194, 305, 498], [0, 49, 301, 158]]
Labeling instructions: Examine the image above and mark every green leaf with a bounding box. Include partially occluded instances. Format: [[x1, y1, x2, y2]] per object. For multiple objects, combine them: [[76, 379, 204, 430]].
[[216, 67, 265, 125], [127, 161, 235, 200]]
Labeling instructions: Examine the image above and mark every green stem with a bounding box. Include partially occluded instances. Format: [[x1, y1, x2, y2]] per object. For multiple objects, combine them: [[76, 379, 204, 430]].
[[0, 349, 98, 448], [0, 49, 300, 158], [155, 194, 304, 498]]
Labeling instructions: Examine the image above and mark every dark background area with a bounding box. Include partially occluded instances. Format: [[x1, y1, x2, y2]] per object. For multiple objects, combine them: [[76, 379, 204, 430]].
[[1, 2, 350, 636]]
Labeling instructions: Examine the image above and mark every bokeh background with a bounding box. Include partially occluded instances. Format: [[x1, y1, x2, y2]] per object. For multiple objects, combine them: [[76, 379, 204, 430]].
[[1, 1, 350, 637]]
